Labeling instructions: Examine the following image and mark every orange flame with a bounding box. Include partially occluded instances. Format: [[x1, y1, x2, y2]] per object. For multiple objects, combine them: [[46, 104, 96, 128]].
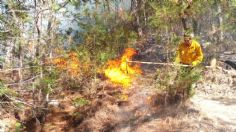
[[104, 48, 142, 87], [50, 51, 80, 76]]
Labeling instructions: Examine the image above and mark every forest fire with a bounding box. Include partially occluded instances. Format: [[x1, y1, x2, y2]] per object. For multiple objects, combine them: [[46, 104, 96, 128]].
[[104, 48, 142, 87]]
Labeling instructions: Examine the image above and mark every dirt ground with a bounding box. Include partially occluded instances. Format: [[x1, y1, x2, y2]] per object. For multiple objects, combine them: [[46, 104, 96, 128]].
[[192, 68, 236, 131]]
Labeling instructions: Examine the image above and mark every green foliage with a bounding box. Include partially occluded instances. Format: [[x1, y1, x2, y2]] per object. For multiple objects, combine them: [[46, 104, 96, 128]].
[[14, 121, 25, 132], [7, 1, 29, 21], [189, 1, 213, 17], [74, 5, 138, 66], [72, 111, 81, 118], [148, 1, 182, 30], [171, 32, 182, 46], [224, 3, 236, 34], [67, 0, 82, 8], [37, 70, 59, 94], [52, 3, 60, 11], [155, 68, 176, 92], [72, 97, 90, 107], [175, 67, 202, 97], [0, 82, 16, 97], [155, 66, 202, 101]]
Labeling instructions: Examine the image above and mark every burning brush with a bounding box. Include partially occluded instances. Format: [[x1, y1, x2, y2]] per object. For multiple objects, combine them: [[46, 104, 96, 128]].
[[104, 48, 142, 87]]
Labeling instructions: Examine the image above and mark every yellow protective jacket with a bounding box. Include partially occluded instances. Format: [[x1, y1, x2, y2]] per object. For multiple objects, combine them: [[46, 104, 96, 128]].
[[175, 40, 203, 66]]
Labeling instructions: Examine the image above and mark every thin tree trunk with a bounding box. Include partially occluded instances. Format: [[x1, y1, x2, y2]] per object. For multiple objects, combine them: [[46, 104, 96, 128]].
[[192, 18, 199, 36], [18, 46, 23, 89], [180, 0, 192, 31], [181, 16, 188, 30], [217, 1, 224, 41], [143, 0, 147, 26], [5, 41, 13, 67]]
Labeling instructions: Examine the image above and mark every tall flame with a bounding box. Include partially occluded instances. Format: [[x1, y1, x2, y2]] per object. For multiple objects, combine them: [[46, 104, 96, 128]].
[[104, 48, 142, 87]]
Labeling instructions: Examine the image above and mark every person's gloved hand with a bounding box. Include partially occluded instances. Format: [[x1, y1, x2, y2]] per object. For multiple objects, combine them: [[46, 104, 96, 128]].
[[192, 61, 198, 67]]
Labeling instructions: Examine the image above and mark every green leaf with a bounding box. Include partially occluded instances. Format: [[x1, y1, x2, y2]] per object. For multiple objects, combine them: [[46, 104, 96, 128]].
[[73, 98, 90, 107]]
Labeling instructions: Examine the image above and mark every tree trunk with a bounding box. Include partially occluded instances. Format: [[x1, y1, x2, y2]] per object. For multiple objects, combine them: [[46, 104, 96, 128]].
[[181, 14, 188, 30], [217, 1, 224, 41], [18, 46, 23, 89], [5, 41, 14, 68], [192, 18, 199, 36], [179, 0, 193, 31]]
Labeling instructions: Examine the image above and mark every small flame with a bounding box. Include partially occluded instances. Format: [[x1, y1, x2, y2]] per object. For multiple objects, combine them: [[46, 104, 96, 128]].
[[50, 51, 80, 76], [104, 48, 142, 87]]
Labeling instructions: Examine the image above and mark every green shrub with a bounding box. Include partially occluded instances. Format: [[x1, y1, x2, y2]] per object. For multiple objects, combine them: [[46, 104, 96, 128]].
[[73, 97, 90, 107], [36, 69, 59, 94], [155, 66, 202, 102], [0, 81, 16, 97], [14, 121, 25, 132]]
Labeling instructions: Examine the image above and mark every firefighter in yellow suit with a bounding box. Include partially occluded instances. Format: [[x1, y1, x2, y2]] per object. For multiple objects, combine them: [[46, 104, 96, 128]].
[[174, 32, 204, 99], [175, 33, 203, 66]]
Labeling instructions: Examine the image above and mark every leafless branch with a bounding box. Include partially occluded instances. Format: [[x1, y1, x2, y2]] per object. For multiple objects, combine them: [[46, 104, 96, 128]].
[[5, 74, 41, 86]]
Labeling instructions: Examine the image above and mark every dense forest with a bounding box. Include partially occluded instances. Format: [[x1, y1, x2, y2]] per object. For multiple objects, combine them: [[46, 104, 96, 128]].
[[0, 0, 236, 131]]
